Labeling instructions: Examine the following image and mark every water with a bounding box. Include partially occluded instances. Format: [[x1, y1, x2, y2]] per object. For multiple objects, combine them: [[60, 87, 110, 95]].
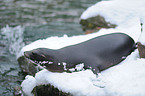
[[0, 0, 101, 95]]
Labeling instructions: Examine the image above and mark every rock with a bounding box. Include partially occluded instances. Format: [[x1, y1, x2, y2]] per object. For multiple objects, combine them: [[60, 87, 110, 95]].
[[14, 84, 73, 96], [13, 86, 23, 96], [80, 15, 117, 34], [33, 85, 72, 96], [137, 42, 145, 58], [17, 56, 73, 96], [0, 43, 5, 47], [17, 56, 38, 76]]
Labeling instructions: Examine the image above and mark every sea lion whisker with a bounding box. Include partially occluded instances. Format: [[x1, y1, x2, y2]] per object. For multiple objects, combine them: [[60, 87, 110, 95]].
[[26, 58, 38, 66], [41, 54, 46, 58]]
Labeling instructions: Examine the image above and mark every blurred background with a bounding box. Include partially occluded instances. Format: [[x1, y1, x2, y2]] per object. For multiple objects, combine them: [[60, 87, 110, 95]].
[[0, 0, 101, 95]]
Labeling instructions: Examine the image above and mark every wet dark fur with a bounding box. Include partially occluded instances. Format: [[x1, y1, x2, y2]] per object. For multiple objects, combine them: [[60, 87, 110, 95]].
[[24, 33, 136, 74]]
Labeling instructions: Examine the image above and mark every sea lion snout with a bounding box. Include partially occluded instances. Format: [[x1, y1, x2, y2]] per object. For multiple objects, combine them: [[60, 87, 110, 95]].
[[24, 49, 48, 61], [24, 51, 31, 59], [24, 50, 39, 60]]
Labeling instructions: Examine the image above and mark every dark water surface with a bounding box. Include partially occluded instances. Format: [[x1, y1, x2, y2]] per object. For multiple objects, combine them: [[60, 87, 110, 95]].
[[0, 0, 101, 95]]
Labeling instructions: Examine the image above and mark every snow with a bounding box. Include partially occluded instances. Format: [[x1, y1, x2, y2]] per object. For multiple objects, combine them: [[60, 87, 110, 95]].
[[75, 63, 84, 71], [21, 75, 36, 96], [81, 0, 144, 42], [35, 69, 105, 96], [20, 0, 145, 96], [101, 50, 145, 96]]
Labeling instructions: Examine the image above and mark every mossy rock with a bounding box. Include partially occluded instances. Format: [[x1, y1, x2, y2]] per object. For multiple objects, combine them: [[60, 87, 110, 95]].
[[80, 15, 117, 34]]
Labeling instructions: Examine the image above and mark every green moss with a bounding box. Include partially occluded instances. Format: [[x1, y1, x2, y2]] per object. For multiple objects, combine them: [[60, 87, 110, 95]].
[[80, 15, 117, 32]]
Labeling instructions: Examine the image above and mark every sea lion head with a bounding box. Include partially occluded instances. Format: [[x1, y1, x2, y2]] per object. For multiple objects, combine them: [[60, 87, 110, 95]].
[[24, 48, 54, 61], [24, 48, 65, 72]]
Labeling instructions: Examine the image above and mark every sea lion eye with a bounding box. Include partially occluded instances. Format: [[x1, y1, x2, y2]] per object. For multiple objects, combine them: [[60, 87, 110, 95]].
[[32, 52, 37, 55]]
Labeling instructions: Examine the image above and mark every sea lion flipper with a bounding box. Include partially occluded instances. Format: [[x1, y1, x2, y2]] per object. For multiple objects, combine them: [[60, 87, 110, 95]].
[[84, 62, 100, 74], [92, 67, 100, 75]]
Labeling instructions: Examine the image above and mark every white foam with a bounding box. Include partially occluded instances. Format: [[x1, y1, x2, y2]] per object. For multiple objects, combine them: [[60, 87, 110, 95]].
[[1, 25, 25, 56]]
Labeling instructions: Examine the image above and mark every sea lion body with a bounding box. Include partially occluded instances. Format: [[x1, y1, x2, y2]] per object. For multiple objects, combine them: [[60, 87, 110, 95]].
[[24, 33, 136, 74]]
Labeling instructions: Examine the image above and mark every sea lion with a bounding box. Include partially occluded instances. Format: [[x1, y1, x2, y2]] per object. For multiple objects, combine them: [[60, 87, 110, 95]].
[[24, 33, 136, 74]]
